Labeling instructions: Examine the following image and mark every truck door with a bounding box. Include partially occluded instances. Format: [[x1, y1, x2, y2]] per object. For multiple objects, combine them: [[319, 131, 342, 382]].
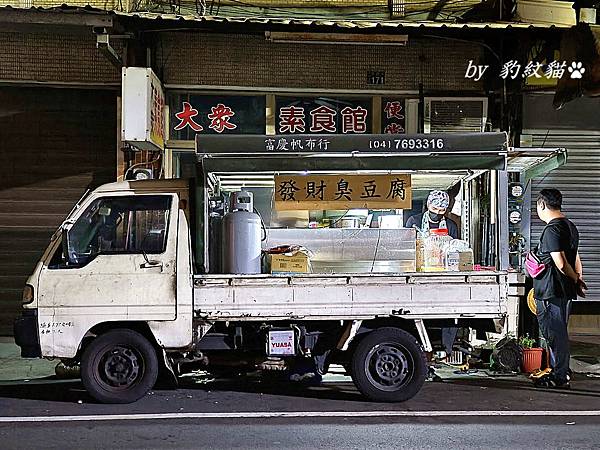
[[37, 194, 178, 352]]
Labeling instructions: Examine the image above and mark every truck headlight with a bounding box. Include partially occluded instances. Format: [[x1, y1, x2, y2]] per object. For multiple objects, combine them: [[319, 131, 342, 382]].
[[22, 284, 34, 304]]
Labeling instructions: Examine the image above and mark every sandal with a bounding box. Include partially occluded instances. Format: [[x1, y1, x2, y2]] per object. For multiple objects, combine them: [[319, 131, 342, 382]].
[[534, 373, 570, 389], [529, 368, 552, 379]]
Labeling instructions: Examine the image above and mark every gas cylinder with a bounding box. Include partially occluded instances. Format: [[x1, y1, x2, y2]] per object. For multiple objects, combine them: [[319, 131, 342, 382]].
[[223, 191, 262, 274]]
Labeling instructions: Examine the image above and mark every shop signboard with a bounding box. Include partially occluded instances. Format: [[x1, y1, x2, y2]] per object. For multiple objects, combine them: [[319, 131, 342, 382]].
[[168, 94, 266, 140], [275, 96, 372, 134], [273, 174, 411, 210], [122, 67, 166, 151], [381, 98, 406, 134]]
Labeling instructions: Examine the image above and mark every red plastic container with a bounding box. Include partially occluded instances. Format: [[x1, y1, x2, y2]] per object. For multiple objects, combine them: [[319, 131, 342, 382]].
[[521, 347, 544, 373]]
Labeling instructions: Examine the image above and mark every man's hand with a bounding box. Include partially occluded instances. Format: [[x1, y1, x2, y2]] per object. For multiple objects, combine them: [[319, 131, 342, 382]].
[[577, 277, 588, 298], [551, 251, 579, 284]]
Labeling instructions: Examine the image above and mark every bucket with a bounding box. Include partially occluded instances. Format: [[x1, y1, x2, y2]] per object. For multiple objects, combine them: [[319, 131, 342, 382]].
[[521, 347, 543, 373]]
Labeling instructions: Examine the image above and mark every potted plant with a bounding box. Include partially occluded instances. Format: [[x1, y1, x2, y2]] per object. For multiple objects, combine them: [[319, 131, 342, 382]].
[[519, 335, 544, 373]]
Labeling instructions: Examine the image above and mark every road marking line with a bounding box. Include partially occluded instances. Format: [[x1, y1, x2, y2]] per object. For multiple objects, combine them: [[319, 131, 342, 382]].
[[2, 410, 600, 423]]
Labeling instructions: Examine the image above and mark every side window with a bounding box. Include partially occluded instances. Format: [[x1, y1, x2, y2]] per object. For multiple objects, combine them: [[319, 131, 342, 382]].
[[59, 195, 171, 267]]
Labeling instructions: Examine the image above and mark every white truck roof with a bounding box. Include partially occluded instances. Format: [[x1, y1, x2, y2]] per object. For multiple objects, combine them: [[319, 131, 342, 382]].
[[94, 179, 189, 193]]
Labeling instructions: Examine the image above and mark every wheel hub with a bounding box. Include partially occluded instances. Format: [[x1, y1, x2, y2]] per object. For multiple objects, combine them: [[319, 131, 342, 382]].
[[365, 343, 413, 392], [101, 346, 141, 388]]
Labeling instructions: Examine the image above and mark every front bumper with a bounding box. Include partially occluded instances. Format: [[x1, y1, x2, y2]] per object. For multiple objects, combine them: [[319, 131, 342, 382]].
[[14, 309, 41, 358]]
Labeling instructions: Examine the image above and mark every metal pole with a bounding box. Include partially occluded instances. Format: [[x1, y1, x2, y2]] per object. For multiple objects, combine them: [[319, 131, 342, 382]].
[[497, 170, 510, 270]]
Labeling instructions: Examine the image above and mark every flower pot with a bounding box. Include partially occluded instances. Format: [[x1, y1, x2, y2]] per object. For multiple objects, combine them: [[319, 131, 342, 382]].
[[522, 347, 544, 373]]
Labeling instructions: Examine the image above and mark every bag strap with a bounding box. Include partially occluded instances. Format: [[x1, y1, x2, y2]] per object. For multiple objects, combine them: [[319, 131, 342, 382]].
[[534, 225, 548, 252], [535, 225, 555, 266]]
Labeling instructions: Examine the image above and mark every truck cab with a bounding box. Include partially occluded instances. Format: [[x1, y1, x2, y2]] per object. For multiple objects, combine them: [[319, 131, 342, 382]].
[[14, 180, 195, 400]]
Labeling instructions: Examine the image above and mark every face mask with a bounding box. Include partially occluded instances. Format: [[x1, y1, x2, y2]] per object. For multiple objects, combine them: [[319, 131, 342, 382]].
[[429, 212, 443, 222]]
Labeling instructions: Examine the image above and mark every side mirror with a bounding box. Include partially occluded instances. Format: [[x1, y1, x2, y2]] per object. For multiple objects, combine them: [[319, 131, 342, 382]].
[[140, 229, 163, 268]]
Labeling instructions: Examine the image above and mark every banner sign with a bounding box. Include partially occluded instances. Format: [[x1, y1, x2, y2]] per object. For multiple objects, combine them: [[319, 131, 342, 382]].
[[382, 98, 406, 134], [275, 96, 372, 134], [274, 174, 411, 210], [122, 67, 166, 151], [196, 133, 507, 155], [168, 94, 266, 140]]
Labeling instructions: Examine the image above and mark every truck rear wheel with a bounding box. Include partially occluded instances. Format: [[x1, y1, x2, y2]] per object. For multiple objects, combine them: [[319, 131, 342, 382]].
[[351, 327, 427, 402], [81, 329, 158, 404]]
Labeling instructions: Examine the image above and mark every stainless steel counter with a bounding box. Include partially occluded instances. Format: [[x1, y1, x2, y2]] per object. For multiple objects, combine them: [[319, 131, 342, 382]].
[[262, 228, 416, 273]]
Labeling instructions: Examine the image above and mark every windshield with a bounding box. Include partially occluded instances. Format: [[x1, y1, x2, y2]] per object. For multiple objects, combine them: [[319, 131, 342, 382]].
[[66, 195, 172, 266]]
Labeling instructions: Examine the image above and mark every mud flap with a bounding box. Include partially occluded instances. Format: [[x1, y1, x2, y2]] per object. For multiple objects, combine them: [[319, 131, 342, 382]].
[[155, 349, 179, 388]]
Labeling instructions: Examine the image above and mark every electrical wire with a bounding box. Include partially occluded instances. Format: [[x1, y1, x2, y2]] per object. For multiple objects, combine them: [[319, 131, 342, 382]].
[[370, 227, 382, 273], [205, 0, 476, 21], [323, 211, 350, 228], [123, 153, 162, 180], [254, 207, 268, 241], [220, 0, 387, 18], [422, 33, 501, 63]]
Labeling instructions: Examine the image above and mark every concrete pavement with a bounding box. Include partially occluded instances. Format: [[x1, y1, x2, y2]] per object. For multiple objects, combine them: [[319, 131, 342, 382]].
[[2, 335, 598, 382], [0, 337, 55, 381]]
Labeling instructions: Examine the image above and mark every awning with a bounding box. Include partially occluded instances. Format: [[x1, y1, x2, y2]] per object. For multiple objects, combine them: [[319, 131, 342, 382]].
[[507, 147, 567, 180], [199, 155, 507, 172], [113, 10, 568, 31], [196, 132, 509, 172], [0, 6, 570, 32]]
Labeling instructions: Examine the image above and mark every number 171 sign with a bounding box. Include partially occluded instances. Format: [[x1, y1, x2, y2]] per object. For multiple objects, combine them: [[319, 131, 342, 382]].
[[274, 174, 412, 211]]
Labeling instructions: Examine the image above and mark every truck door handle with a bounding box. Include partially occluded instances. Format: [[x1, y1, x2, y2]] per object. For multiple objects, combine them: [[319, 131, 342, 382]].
[[140, 261, 163, 269]]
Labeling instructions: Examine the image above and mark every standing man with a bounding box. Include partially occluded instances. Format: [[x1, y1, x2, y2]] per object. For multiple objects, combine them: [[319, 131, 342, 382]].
[[406, 190, 459, 239], [533, 188, 584, 389]]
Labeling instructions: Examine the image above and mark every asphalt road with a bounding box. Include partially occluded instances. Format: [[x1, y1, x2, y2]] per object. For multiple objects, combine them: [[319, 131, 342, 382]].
[[3, 419, 600, 450], [1, 370, 600, 449]]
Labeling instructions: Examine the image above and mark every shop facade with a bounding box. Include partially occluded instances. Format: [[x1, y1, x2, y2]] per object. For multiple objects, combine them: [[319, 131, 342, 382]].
[[158, 31, 491, 201]]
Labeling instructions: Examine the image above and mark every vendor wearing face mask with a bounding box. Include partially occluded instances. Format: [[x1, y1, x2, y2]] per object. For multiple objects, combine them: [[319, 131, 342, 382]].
[[406, 190, 459, 239]]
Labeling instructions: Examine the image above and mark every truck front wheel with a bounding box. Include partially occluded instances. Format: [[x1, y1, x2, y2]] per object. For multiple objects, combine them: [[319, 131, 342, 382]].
[[81, 329, 158, 404], [351, 327, 427, 402]]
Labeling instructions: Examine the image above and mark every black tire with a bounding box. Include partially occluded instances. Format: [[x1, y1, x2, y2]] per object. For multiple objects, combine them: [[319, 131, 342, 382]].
[[350, 327, 427, 402], [342, 362, 353, 376], [81, 329, 158, 404]]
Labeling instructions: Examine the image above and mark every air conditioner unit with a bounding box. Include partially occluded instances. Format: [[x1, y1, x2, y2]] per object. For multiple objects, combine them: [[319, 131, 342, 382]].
[[424, 97, 488, 133]]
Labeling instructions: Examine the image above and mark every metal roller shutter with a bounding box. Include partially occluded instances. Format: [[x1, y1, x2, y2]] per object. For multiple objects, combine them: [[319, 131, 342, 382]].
[[526, 130, 600, 302], [0, 87, 117, 334]]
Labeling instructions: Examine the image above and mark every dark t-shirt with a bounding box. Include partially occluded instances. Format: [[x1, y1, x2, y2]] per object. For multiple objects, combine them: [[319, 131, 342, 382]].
[[533, 218, 579, 301], [406, 213, 459, 239]]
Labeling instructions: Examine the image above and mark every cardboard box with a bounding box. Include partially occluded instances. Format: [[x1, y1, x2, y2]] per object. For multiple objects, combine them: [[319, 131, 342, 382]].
[[446, 250, 474, 272], [268, 252, 311, 274]]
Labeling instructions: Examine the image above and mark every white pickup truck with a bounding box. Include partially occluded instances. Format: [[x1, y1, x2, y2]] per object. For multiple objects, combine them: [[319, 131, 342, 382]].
[[13, 133, 564, 404]]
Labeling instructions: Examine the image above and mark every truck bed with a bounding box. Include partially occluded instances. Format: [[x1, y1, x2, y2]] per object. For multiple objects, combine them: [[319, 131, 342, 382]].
[[193, 271, 508, 321]]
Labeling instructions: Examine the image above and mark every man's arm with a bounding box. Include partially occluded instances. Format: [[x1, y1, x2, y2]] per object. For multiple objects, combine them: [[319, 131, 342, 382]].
[[575, 252, 583, 279], [550, 251, 579, 283]]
